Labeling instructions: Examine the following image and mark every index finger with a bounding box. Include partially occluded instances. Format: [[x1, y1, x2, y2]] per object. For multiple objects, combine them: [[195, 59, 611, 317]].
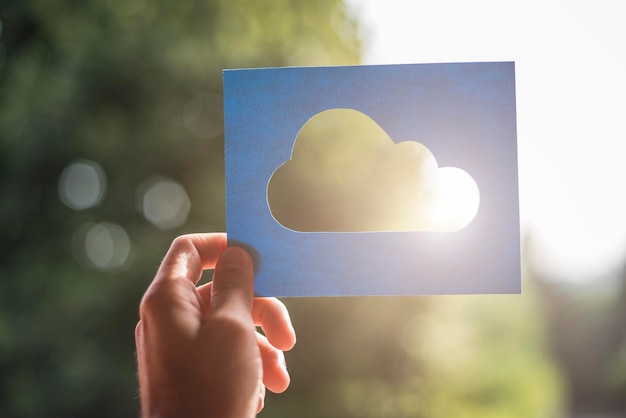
[[155, 233, 228, 286]]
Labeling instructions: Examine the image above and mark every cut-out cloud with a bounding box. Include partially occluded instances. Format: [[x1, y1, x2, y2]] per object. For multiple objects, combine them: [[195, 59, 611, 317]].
[[267, 108, 480, 232]]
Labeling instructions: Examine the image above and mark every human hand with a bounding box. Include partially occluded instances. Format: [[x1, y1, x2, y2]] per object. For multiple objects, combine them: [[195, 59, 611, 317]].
[[135, 233, 296, 418]]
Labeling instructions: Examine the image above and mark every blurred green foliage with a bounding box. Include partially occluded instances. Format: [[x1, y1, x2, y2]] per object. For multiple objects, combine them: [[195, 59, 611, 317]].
[[4, 1, 623, 417], [277, 281, 564, 418], [0, 0, 358, 416]]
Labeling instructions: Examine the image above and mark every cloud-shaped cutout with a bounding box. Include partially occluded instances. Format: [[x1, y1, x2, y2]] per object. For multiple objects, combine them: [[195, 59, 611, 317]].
[[267, 108, 479, 232]]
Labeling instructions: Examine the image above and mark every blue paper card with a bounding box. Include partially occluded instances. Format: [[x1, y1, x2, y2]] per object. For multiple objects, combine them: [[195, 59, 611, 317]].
[[224, 62, 520, 297]]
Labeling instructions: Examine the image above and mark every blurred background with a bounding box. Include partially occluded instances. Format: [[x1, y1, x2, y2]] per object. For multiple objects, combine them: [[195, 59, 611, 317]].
[[0, 0, 624, 417]]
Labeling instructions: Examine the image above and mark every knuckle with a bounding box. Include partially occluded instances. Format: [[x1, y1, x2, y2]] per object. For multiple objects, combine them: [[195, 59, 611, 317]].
[[169, 235, 193, 253], [138, 281, 170, 319], [210, 310, 253, 334]]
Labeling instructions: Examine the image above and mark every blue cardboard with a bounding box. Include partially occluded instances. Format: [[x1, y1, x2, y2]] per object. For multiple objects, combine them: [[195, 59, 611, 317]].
[[223, 62, 520, 297]]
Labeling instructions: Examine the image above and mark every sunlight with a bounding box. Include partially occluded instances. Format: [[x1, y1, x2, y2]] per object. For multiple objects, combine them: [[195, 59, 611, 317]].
[[268, 108, 480, 232], [427, 167, 480, 232], [345, 0, 626, 281]]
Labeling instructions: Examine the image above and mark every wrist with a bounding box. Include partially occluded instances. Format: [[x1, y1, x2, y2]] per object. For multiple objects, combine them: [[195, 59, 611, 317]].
[[139, 377, 256, 418]]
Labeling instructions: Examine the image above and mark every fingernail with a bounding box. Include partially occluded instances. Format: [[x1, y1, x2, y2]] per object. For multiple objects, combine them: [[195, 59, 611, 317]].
[[278, 350, 287, 370], [256, 384, 265, 413], [219, 247, 250, 269]]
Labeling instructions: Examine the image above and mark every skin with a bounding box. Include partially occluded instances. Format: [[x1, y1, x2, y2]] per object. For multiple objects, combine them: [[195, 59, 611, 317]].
[[135, 233, 296, 418]]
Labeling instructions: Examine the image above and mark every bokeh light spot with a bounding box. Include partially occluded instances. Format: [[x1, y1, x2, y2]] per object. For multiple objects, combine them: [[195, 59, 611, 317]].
[[183, 92, 223, 139], [83, 223, 132, 270], [138, 177, 191, 230], [58, 160, 107, 210]]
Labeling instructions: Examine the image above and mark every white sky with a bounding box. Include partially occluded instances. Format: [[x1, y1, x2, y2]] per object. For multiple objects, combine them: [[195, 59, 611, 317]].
[[345, 0, 626, 282]]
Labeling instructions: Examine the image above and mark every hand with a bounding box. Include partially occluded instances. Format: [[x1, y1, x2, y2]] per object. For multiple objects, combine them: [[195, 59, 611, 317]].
[[135, 233, 296, 418]]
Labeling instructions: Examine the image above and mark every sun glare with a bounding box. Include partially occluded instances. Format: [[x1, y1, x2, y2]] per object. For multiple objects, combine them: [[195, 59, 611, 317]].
[[346, 0, 626, 281], [427, 167, 480, 232], [268, 108, 480, 232]]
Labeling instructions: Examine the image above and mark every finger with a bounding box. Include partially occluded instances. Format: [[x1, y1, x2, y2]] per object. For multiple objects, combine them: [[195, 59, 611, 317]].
[[196, 281, 213, 318], [252, 298, 296, 351], [139, 234, 226, 327], [210, 246, 254, 316], [155, 233, 227, 286], [257, 333, 290, 393], [199, 288, 297, 348]]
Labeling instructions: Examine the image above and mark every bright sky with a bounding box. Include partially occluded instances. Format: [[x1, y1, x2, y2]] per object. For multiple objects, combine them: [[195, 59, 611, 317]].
[[345, 0, 626, 282]]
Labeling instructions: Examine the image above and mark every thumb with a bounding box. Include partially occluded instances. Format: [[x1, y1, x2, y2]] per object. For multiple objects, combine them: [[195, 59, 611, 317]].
[[211, 246, 254, 315]]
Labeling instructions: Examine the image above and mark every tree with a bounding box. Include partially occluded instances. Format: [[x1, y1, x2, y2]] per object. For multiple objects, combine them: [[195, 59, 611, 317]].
[[1, 2, 581, 417], [0, 1, 358, 416]]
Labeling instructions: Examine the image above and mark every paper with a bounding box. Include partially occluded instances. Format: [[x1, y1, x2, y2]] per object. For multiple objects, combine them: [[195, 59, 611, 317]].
[[224, 62, 520, 297]]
